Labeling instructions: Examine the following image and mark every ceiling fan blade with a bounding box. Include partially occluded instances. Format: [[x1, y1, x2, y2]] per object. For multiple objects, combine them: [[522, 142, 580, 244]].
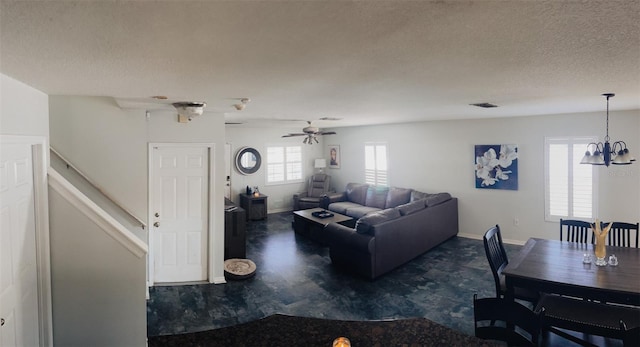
[[317, 131, 336, 135], [282, 133, 307, 137]]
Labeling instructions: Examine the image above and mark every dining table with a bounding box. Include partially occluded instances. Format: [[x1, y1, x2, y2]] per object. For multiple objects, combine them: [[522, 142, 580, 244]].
[[502, 238, 640, 306]]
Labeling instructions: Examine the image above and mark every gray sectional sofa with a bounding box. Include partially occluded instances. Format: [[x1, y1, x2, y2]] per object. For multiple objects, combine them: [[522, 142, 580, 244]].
[[321, 183, 459, 279]]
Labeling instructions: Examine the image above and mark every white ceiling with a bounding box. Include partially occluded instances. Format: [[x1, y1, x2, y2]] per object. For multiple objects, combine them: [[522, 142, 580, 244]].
[[1, 0, 639, 128]]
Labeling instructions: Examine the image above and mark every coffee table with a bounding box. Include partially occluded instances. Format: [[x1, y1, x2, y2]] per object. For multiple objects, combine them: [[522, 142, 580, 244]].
[[292, 208, 354, 245]]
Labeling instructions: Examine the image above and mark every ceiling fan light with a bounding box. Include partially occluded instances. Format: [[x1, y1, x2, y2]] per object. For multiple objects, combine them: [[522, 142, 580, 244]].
[[172, 102, 206, 118]]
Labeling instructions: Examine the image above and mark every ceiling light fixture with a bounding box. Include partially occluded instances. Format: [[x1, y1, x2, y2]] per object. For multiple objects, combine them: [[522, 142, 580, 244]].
[[233, 98, 250, 111], [172, 101, 206, 123], [580, 93, 634, 166]]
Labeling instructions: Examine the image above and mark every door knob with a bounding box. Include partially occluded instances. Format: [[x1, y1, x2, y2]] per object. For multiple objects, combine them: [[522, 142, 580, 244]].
[[154, 222, 160, 227], [1, 318, 5, 326], [155, 212, 160, 217]]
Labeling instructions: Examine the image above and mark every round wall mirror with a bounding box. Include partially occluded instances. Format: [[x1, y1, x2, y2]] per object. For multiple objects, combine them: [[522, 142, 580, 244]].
[[235, 147, 261, 175]]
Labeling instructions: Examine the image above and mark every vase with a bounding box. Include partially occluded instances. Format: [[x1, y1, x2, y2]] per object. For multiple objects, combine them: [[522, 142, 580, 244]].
[[593, 220, 612, 267], [594, 232, 607, 266]]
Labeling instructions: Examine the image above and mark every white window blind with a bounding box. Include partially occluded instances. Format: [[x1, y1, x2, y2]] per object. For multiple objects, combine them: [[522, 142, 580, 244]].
[[365, 143, 388, 186], [545, 137, 598, 221], [266, 145, 303, 184]]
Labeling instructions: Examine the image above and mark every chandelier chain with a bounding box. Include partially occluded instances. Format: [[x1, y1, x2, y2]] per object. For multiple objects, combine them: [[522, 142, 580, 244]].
[[605, 94, 610, 142]]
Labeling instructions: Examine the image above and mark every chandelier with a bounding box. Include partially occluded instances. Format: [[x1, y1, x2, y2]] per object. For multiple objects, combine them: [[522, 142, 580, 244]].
[[580, 93, 635, 166]]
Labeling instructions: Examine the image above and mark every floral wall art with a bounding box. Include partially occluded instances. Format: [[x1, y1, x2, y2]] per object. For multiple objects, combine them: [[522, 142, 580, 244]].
[[475, 144, 519, 190]]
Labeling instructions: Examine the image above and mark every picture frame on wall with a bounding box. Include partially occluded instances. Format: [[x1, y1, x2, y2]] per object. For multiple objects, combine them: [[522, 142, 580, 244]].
[[474, 144, 518, 190], [328, 145, 340, 169]]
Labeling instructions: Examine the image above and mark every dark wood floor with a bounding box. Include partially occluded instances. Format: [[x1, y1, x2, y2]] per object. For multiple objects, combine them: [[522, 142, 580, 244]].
[[147, 212, 623, 346]]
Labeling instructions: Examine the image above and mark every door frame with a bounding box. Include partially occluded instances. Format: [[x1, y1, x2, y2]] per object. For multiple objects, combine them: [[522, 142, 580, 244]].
[[147, 143, 216, 285], [0, 135, 52, 347]]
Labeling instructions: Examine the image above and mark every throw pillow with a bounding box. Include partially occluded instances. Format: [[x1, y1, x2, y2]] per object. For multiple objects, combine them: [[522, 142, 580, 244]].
[[355, 208, 402, 234], [385, 187, 412, 209], [346, 183, 369, 205], [365, 186, 389, 209]]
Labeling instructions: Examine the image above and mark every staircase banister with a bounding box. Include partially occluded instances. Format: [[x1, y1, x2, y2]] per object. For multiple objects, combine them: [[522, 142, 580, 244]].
[[48, 168, 148, 258], [50, 147, 147, 229]]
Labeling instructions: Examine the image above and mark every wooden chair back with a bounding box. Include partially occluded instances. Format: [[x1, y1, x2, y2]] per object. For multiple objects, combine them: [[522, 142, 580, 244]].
[[559, 219, 593, 243], [620, 320, 640, 347], [605, 222, 639, 248], [483, 225, 508, 298], [474, 294, 542, 346]]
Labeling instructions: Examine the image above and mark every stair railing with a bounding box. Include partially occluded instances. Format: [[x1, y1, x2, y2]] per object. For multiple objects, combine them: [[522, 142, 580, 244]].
[[50, 147, 147, 230]]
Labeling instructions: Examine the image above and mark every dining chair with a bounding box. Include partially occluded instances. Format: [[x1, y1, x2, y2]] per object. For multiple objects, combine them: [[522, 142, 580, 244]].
[[473, 294, 543, 347], [559, 219, 593, 243], [620, 320, 640, 347], [535, 293, 640, 346], [483, 225, 539, 304], [605, 222, 639, 248]]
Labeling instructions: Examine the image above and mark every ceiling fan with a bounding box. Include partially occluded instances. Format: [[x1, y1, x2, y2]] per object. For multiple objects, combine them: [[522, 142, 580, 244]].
[[282, 120, 337, 144]]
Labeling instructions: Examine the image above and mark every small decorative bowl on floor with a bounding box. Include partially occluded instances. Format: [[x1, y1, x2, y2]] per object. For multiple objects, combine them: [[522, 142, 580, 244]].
[[224, 258, 257, 280]]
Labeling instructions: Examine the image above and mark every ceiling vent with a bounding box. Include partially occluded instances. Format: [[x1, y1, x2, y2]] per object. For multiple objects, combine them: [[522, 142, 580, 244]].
[[470, 102, 498, 108]]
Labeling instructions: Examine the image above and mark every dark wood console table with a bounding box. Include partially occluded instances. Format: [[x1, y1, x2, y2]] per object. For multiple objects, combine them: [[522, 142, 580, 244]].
[[239, 193, 268, 221]]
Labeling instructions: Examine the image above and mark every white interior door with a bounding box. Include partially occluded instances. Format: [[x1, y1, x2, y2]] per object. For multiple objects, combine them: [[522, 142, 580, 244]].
[[0, 143, 40, 347], [152, 146, 209, 283]]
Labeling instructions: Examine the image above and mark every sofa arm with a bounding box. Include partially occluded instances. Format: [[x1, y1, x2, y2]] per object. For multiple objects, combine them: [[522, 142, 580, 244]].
[[293, 191, 309, 199], [324, 223, 374, 254], [321, 192, 346, 209]]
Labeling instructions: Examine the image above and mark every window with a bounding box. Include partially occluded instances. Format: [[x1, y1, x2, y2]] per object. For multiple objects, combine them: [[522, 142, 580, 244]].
[[266, 145, 303, 184], [365, 143, 388, 186], [544, 137, 598, 221]]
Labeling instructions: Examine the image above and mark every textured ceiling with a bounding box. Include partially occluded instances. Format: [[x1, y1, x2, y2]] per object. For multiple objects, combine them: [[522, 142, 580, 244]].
[[1, 0, 639, 128]]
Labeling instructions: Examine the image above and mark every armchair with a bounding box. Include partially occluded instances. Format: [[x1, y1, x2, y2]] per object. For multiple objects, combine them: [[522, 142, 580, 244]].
[[293, 174, 331, 210]]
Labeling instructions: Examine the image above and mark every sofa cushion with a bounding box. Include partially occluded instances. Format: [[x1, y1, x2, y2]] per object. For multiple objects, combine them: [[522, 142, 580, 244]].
[[346, 206, 382, 219], [365, 186, 389, 209], [411, 190, 430, 202], [355, 208, 402, 234], [397, 200, 427, 216], [346, 183, 369, 205], [385, 187, 412, 209], [327, 201, 363, 215], [425, 193, 452, 207]]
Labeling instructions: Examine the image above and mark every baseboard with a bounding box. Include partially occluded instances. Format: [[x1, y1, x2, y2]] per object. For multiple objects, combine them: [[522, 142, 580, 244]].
[[457, 233, 526, 246], [267, 207, 291, 214], [212, 276, 227, 284]]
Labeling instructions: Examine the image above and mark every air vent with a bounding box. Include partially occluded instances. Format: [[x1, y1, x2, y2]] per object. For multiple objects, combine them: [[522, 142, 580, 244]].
[[470, 102, 498, 108]]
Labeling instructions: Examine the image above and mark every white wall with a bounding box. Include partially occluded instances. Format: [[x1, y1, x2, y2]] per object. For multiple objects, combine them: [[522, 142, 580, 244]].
[[0, 74, 49, 138], [323, 111, 640, 244], [48, 188, 146, 347], [226, 126, 326, 211], [47, 94, 640, 248], [49, 96, 227, 281]]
